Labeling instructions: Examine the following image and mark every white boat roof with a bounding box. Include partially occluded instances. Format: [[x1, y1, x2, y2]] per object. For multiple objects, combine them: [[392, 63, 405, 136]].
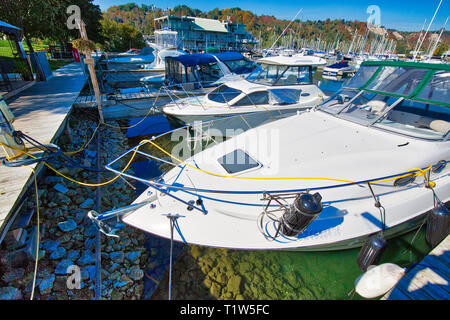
[[257, 55, 327, 66]]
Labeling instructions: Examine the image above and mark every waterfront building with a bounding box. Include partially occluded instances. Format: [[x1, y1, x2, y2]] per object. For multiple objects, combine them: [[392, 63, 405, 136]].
[[154, 15, 257, 52]]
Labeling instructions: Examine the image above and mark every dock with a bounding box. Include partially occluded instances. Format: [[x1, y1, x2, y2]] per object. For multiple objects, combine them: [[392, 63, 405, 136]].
[[0, 62, 86, 241], [383, 235, 450, 300]]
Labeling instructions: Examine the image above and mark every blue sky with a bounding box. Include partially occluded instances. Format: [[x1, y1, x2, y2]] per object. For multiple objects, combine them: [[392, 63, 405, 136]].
[[93, 0, 449, 31]]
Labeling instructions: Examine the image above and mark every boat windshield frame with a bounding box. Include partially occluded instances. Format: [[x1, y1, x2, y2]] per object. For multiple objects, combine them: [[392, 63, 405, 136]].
[[318, 61, 450, 141], [246, 63, 313, 86]]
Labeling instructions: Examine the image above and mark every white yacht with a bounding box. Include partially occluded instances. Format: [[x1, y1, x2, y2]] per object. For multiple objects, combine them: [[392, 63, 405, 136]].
[[162, 55, 328, 124], [104, 60, 450, 251]]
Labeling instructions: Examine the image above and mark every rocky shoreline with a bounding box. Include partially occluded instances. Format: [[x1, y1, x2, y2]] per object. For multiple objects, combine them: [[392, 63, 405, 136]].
[[0, 110, 151, 300]]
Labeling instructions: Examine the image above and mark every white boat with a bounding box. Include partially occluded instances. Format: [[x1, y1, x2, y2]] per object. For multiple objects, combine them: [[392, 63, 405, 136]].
[[140, 48, 186, 73], [162, 55, 327, 124], [322, 60, 356, 77], [103, 60, 450, 251]]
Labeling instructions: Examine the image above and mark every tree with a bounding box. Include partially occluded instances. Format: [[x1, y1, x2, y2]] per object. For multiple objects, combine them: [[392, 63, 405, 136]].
[[434, 42, 449, 57], [100, 18, 144, 52], [0, 0, 103, 49]]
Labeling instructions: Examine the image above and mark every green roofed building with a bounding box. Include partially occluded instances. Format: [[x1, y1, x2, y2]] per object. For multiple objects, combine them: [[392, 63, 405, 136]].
[[154, 16, 257, 52]]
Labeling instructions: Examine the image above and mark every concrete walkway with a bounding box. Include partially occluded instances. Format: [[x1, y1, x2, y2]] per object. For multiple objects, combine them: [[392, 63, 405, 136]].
[[0, 62, 86, 239]]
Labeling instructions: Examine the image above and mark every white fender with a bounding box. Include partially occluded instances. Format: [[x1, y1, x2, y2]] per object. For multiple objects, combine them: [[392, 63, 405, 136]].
[[355, 263, 405, 298]]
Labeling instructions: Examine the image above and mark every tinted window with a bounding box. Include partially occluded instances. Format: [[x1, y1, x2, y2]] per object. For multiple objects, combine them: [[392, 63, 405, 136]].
[[208, 85, 242, 103], [233, 91, 269, 106]]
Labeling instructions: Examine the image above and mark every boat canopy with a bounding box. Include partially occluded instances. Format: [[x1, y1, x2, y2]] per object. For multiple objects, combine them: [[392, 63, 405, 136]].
[[164, 52, 253, 85], [345, 60, 450, 107], [257, 55, 327, 66]]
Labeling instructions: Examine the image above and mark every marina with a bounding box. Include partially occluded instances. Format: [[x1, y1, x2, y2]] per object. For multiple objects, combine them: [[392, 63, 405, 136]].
[[0, 0, 449, 304]]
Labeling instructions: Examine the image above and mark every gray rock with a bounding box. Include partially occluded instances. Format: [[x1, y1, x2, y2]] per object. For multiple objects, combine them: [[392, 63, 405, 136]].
[[53, 183, 68, 194], [0, 287, 23, 300], [80, 198, 94, 209], [41, 239, 60, 252], [77, 250, 95, 266], [1, 268, 25, 283], [110, 251, 124, 263], [67, 250, 80, 261], [39, 274, 55, 295], [57, 219, 77, 232], [55, 259, 74, 275], [126, 251, 141, 264], [128, 266, 144, 281], [50, 246, 67, 260]]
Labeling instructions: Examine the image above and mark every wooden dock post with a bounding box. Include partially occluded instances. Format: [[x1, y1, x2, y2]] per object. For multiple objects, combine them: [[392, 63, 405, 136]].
[[76, 20, 105, 123]]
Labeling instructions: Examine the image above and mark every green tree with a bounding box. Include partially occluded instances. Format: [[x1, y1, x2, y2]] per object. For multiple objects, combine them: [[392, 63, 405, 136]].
[[100, 18, 144, 52]]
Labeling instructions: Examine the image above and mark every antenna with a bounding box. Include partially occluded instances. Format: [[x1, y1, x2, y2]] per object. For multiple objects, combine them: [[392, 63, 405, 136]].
[[268, 8, 303, 51], [413, 0, 443, 61], [428, 16, 449, 59]]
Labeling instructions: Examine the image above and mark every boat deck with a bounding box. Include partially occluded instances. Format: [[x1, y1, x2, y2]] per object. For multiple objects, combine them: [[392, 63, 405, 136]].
[[0, 62, 86, 241], [382, 235, 450, 300]]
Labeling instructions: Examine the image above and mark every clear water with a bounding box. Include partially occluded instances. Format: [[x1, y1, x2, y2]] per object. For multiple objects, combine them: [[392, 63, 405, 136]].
[[124, 73, 434, 300]]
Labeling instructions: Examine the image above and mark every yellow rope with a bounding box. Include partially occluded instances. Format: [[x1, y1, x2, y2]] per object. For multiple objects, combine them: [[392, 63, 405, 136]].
[[144, 139, 435, 185], [101, 87, 163, 130], [63, 123, 100, 156], [0, 141, 138, 187]]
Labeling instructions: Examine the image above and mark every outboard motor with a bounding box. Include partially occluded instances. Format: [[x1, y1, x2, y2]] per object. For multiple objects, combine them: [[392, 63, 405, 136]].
[[279, 192, 323, 237], [426, 202, 450, 248], [357, 233, 387, 272]]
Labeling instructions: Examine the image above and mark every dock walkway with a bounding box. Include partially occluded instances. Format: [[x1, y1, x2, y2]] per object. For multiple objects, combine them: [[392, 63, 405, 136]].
[[383, 235, 449, 300], [0, 62, 86, 240]]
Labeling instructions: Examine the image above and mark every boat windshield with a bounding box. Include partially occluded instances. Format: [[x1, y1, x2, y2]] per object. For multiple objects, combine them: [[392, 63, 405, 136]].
[[319, 66, 450, 140], [222, 58, 258, 75], [246, 63, 312, 86]]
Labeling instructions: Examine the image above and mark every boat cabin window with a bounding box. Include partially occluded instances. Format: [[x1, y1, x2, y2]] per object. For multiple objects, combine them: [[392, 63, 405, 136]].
[[374, 100, 450, 140], [233, 91, 269, 107], [269, 88, 302, 105], [364, 67, 428, 96], [247, 64, 312, 86], [208, 85, 242, 104], [218, 149, 260, 174], [223, 58, 258, 75]]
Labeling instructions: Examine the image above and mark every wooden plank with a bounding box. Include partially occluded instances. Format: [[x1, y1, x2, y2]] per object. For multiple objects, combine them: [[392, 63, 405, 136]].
[[0, 62, 86, 237]]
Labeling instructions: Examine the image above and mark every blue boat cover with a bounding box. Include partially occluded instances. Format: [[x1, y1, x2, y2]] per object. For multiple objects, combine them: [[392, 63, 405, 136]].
[[0, 20, 22, 39], [213, 52, 244, 61], [170, 52, 244, 67], [327, 61, 349, 69]]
